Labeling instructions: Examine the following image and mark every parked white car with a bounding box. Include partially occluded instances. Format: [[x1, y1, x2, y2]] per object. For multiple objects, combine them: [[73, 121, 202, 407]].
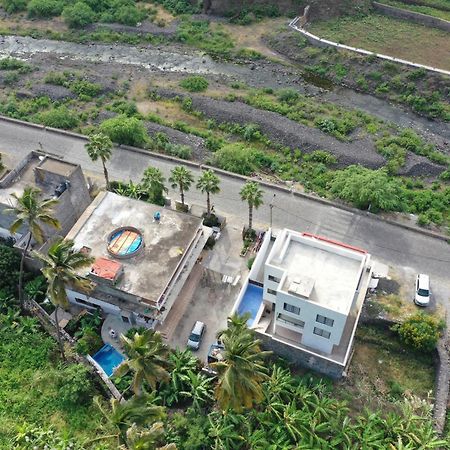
[[414, 274, 430, 306], [187, 321, 206, 350]]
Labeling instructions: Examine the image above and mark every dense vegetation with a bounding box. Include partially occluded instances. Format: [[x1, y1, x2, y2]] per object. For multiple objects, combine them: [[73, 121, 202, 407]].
[[3, 0, 150, 26]]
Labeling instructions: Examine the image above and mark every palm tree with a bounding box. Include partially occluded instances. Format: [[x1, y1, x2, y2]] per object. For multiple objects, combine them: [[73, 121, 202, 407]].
[[212, 313, 271, 412], [6, 187, 60, 310], [169, 166, 194, 208], [140, 166, 168, 206], [196, 169, 220, 218], [115, 329, 171, 396], [93, 394, 166, 446], [239, 181, 264, 232], [33, 238, 94, 360], [85, 132, 113, 190]]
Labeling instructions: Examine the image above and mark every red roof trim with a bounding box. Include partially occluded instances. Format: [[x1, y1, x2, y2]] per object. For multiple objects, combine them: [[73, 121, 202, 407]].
[[301, 232, 367, 254]]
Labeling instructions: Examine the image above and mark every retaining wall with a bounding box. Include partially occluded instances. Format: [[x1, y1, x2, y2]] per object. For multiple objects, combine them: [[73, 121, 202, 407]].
[[373, 2, 450, 32], [289, 17, 450, 76], [257, 331, 346, 378]]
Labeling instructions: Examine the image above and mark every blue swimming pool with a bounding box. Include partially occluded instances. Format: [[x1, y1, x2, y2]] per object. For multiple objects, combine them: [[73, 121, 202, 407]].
[[237, 283, 264, 326], [92, 344, 125, 377]]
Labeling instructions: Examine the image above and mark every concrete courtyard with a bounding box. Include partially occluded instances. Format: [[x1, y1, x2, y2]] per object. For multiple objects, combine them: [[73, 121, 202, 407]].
[[157, 223, 250, 361]]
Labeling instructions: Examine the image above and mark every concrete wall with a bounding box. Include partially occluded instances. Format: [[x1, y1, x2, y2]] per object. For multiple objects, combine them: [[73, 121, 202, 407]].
[[66, 288, 122, 315], [290, 17, 450, 76], [0, 151, 35, 188], [274, 288, 347, 353], [373, 2, 450, 32], [257, 330, 345, 378]]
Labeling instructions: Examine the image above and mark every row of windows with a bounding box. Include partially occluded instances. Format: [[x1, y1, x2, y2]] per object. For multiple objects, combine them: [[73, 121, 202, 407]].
[[316, 314, 334, 327], [277, 313, 305, 329], [313, 327, 331, 339], [282, 303, 334, 328], [283, 302, 300, 315], [268, 275, 281, 283]]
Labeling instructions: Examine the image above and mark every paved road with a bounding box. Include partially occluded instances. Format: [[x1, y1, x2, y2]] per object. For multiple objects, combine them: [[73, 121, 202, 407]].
[[1, 120, 449, 294]]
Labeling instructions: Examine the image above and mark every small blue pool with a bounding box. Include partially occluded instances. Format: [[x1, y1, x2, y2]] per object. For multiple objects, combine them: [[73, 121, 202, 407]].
[[237, 283, 264, 326], [92, 344, 125, 377]]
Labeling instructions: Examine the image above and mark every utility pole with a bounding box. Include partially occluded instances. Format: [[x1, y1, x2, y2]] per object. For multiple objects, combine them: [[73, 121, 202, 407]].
[[269, 194, 276, 229]]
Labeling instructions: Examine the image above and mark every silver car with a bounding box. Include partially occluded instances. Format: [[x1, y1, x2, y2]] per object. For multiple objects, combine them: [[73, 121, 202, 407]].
[[187, 321, 206, 350]]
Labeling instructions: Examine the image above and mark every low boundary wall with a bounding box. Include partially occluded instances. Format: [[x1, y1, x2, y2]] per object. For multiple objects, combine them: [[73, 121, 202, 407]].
[[373, 2, 450, 32], [289, 17, 450, 76]]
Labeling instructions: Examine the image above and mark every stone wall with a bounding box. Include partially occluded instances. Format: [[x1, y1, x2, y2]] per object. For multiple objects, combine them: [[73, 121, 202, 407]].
[[373, 2, 450, 32], [257, 331, 346, 378]]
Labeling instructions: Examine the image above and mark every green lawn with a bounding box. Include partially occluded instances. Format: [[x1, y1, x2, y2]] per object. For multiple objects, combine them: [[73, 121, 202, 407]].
[[0, 313, 110, 448], [309, 14, 450, 71]]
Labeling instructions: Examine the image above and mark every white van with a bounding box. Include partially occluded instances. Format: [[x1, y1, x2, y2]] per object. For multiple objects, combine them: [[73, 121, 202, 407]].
[[187, 321, 206, 350], [414, 274, 430, 306]]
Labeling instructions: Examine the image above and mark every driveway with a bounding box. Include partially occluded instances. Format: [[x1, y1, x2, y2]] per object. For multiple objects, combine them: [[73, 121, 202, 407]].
[[157, 225, 249, 361]]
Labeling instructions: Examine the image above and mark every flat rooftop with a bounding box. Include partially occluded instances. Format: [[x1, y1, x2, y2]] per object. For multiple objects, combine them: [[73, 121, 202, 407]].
[[269, 231, 366, 314], [66, 192, 203, 305], [37, 158, 77, 177]]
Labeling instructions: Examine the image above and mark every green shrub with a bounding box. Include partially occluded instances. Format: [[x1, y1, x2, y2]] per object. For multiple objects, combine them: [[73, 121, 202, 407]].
[[63, 2, 96, 29], [0, 57, 33, 73], [58, 364, 93, 405], [44, 71, 68, 85], [277, 88, 300, 104], [0, 244, 20, 295], [3, 71, 19, 85], [108, 99, 138, 117], [392, 313, 443, 352], [330, 166, 404, 212], [247, 256, 255, 270], [75, 327, 103, 355], [37, 106, 79, 129], [100, 115, 148, 146], [179, 75, 209, 93], [303, 150, 337, 166], [27, 0, 64, 18], [151, 0, 199, 15], [70, 79, 102, 99], [2, 0, 27, 13]]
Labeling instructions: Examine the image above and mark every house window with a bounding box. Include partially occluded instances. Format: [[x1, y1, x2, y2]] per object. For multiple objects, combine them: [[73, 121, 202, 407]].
[[268, 275, 281, 283], [313, 327, 331, 339], [316, 314, 334, 327], [283, 303, 300, 315], [267, 288, 277, 296], [277, 313, 305, 329], [75, 297, 98, 310]]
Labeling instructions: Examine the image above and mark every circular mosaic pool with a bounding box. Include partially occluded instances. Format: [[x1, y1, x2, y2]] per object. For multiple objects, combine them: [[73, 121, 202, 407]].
[[107, 226, 144, 259]]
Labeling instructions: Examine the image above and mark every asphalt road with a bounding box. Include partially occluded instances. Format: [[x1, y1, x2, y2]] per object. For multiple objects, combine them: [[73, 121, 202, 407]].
[[1, 120, 449, 297]]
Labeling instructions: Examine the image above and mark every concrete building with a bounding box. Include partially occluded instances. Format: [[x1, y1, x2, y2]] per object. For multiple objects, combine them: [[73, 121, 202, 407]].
[[0, 151, 91, 253], [65, 191, 210, 328], [232, 229, 373, 378]]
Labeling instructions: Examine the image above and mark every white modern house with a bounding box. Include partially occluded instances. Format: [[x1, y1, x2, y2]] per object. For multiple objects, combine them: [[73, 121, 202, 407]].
[[232, 229, 373, 378]]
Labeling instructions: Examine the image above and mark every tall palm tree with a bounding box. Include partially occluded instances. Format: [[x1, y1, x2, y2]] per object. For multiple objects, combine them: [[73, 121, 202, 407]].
[[169, 166, 194, 208], [7, 187, 60, 309], [239, 181, 264, 232], [115, 329, 171, 396], [212, 313, 271, 412], [33, 238, 94, 360], [140, 166, 168, 206], [196, 169, 220, 218], [93, 394, 166, 447], [85, 132, 113, 190]]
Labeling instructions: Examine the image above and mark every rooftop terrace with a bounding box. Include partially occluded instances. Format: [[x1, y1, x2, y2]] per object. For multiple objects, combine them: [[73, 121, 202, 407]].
[[268, 231, 367, 314], [66, 192, 203, 305]]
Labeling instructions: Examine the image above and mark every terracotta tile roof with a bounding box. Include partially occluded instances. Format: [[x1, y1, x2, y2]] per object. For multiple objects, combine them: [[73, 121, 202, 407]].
[[91, 257, 122, 281]]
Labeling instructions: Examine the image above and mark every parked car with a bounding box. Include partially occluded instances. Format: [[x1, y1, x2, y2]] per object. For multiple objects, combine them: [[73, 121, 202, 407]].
[[414, 274, 431, 306], [187, 321, 206, 350]]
